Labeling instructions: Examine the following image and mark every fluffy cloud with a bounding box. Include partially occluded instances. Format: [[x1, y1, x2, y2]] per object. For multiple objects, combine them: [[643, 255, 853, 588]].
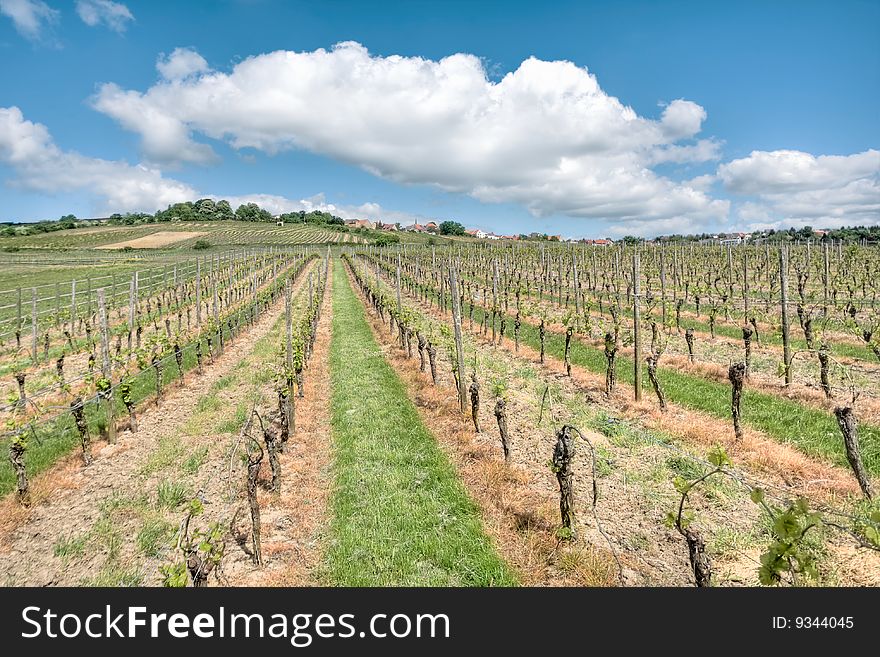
[[659, 100, 707, 141], [720, 149, 880, 228], [92, 85, 218, 166], [0, 0, 58, 41], [0, 105, 429, 224], [0, 106, 196, 214], [156, 47, 210, 81], [75, 0, 133, 32], [91, 41, 727, 226], [89, 48, 217, 165]]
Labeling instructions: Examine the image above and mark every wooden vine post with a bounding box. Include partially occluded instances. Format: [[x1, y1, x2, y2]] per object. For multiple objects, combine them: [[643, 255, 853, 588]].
[[284, 278, 295, 441], [97, 288, 116, 444], [31, 288, 37, 362], [70, 279, 76, 336], [492, 258, 499, 343], [633, 251, 642, 401], [213, 278, 220, 353], [16, 287, 22, 348], [822, 241, 830, 317], [726, 245, 734, 319], [396, 251, 402, 312], [743, 248, 750, 319], [448, 265, 468, 413], [659, 245, 667, 327], [779, 247, 792, 386], [196, 259, 202, 326], [128, 275, 136, 351]]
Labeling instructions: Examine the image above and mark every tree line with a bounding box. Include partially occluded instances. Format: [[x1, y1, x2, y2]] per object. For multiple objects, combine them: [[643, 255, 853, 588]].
[[0, 200, 347, 237]]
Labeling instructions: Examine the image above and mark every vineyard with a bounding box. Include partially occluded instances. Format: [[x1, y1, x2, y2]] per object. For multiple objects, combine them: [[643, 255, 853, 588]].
[[1, 221, 364, 251], [1, 236, 878, 587]]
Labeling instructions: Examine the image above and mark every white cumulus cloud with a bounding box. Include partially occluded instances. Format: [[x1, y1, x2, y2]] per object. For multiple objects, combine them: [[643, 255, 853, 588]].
[[0, 106, 196, 214], [156, 47, 210, 81], [720, 149, 880, 228], [91, 41, 728, 227], [0, 105, 432, 224], [0, 0, 58, 41]]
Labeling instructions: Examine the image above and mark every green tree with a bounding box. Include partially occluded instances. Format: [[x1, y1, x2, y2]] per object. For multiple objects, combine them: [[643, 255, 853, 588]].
[[439, 220, 466, 236], [156, 202, 196, 222], [235, 203, 273, 222], [194, 198, 217, 220], [215, 200, 234, 221]]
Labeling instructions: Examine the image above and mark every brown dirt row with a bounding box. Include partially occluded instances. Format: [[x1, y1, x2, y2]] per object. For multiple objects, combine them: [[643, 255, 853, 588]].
[[226, 265, 333, 586]]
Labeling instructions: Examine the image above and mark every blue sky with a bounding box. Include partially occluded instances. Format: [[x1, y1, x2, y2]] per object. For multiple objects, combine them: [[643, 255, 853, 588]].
[[0, 0, 877, 237]]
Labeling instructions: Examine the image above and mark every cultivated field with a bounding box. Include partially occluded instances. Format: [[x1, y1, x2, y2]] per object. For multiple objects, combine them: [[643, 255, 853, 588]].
[[0, 220, 449, 251], [95, 231, 208, 250], [1, 230, 878, 587]]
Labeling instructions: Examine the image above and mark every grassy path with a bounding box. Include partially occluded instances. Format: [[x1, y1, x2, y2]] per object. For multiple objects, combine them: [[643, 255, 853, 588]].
[[324, 259, 516, 586]]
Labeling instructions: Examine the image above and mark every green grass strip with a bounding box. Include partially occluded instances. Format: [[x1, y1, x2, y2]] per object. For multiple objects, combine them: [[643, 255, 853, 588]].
[[325, 259, 516, 586]]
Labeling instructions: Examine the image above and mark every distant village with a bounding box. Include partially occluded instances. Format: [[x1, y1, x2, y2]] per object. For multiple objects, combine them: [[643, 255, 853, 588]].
[[343, 218, 614, 245], [343, 218, 845, 246]]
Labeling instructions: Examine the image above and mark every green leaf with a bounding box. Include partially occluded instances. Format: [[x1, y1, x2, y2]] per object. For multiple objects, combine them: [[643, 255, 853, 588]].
[[707, 444, 730, 467], [773, 513, 800, 540], [750, 488, 765, 504], [680, 509, 694, 529]]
